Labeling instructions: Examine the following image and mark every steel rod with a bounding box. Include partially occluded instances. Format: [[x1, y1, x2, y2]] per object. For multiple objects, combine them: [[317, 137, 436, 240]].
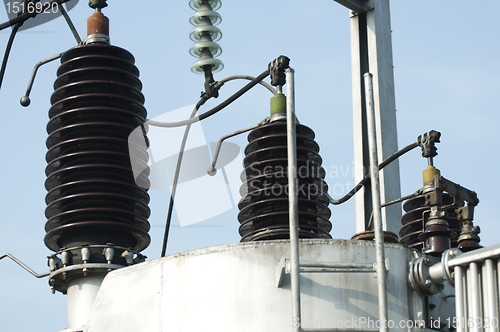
[[286, 67, 301, 332], [470, 262, 481, 332], [455, 266, 466, 332], [363, 72, 388, 332], [208, 122, 261, 175], [483, 264, 490, 332], [299, 262, 373, 269], [485, 259, 498, 332], [0, 253, 49, 278]]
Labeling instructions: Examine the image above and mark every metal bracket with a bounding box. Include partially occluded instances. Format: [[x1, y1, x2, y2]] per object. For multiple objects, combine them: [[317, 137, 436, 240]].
[[277, 257, 387, 287], [432, 175, 479, 207]]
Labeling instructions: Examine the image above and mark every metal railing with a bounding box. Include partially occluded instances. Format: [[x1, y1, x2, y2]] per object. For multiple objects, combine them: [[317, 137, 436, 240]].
[[449, 245, 500, 332]]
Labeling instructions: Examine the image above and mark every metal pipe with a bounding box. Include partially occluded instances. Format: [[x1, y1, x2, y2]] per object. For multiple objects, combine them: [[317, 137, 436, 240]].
[[286, 67, 301, 332], [482, 264, 490, 332], [364, 72, 388, 332], [455, 266, 466, 332], [448, 243, 500, 267], [485, 259, 498, 332], [470, 262, 481, 332]]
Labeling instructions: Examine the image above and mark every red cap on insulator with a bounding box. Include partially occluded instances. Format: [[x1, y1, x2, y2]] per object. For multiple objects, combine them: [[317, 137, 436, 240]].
[[87, 12, 109, 36]]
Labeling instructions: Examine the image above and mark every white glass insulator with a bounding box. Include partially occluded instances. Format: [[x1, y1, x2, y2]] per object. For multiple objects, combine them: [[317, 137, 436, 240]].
[[189, 10, 222, 26], [189, 25, 222, 42], [189, 41, 222, 58], [191, 58, 224, 74], [189, 0, 222, 11]]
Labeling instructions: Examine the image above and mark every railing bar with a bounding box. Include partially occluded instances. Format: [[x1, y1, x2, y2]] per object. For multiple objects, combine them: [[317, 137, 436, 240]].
[[456, 266, 466, 332], [470, 262, 482, 332], [485, 259, 498, 332]]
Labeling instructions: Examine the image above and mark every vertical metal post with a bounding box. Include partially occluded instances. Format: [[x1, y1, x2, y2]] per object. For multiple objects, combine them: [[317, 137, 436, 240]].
[[470, 262, 481, 332], [485, 259, 498, 332], [364, 72, 388, 332], [455, 266, 466, 332], [286, 67, 301, 332]]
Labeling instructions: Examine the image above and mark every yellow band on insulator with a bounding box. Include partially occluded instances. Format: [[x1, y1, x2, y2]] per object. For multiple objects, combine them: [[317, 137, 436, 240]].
[[423, 166, 441, 186], [270, 93, 286, 115]]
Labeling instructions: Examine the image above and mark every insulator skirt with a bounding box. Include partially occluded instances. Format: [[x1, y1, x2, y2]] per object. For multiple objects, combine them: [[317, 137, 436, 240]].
[[44, 43, 150, 253], [238, 120, 332, 242], [398, 193, 463, 251]]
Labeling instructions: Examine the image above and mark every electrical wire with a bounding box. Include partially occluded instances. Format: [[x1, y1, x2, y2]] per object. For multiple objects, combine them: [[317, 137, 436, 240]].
[[326, 141, 419, 205], [148, 70, 270, 128], [0, 0, 72, 31], [160, 72, 275, 256], [217, 75, 276, 95], [0, 22, 21, 91], [160, 100, 204, 257]]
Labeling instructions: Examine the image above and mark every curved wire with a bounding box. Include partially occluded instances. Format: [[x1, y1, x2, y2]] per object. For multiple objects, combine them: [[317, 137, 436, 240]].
[[148, 70, 270, 128], [160, 72, 275, 256], [160, 99, 204, 257], [326, 141, 419, 205], [217, 75, 276, 94], [0, 22, 21, 91]]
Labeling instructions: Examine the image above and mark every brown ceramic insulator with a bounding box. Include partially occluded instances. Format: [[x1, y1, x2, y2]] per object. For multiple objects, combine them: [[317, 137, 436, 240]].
[[419, 224, 452, 256], [87, 12, 109, 36], [238, 120, 332, 242], [398, 193, 463, 252], [44, 43, 150, 254], [457, 240, 482, 252]]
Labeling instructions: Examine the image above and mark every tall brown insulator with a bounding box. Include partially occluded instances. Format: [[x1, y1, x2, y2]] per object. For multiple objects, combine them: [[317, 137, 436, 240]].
[[44, 42, 151, 261], [237, 120, 332, 242]]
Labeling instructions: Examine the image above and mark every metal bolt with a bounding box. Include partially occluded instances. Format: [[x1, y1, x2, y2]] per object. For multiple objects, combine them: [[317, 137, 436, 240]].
[[423, 257, 430, 265], [425, 279, 432, 286]]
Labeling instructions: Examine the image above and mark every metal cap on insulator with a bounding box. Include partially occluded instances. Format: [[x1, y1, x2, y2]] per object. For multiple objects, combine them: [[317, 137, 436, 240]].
[[84, 11, 110, 44], [423, 165, 440, 186]]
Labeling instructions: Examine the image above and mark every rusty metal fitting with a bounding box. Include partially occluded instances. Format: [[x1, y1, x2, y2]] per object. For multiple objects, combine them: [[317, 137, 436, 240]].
[[87, 11, 109, 37]]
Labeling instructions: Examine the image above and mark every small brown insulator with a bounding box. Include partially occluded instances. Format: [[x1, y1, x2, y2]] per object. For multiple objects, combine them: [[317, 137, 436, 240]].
[[87, 12, 109, 36]]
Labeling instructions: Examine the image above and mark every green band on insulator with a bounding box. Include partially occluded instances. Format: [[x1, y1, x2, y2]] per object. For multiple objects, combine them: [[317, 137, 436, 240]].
[[270, 93, 286, 115]]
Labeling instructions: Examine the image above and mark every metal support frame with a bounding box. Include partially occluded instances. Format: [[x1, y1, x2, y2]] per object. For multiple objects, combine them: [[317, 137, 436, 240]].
[[344, 0, 402, 234]]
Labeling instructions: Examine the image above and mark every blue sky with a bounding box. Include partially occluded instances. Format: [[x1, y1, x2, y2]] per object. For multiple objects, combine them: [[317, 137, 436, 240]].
[[0, 1, 499, 331]]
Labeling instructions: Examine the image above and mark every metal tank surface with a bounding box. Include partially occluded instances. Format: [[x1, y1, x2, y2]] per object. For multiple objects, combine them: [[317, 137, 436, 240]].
[[85, 240, 424, 332]]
